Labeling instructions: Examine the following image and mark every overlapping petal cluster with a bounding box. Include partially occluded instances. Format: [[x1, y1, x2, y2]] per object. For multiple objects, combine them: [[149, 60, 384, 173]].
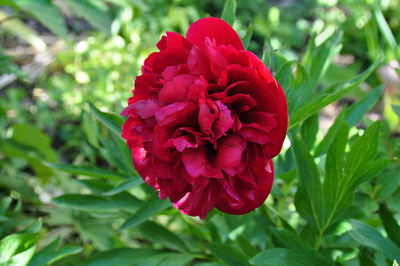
[[122, 17, 288, 218]]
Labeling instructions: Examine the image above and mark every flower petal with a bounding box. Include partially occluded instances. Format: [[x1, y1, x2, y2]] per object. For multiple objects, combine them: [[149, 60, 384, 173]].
[[186, 17, 244, 51]]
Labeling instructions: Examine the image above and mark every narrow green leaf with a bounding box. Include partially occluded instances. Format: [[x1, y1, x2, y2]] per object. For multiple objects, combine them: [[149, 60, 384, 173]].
[[46, 163, 127, 181], [350, 220, 400, 261], [28, 238, 82, 266], [66, 0, 111, 34], [373, 8, 397, 51], [137, 221, 189, 252], [88, 102, 124, 136], [121, 196, 170, 229], [345, 85, 384, 127], [290, 58, 382, 128], [242, 24, 253, 49], [14, 0, 67, 38], [207, 243, 249, 266], [102, 178, 142, 196], [19, 218, 42, 234], [53, 194, 140, 212], [378, 204, 400, 247], [221, 0, 236, 25]]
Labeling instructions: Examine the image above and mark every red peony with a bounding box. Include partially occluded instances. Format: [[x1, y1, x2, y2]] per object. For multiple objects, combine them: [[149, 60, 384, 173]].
[[121, 17, 288, 218]]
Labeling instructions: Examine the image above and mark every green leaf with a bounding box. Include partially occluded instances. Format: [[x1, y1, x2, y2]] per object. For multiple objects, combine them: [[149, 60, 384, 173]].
[[378, 204, 400, 247], [46, 163, 127, 181], [53, 194, 140, 212], [270, 228, 333, 265], [305, 30, 343, 93], [350, 220, 400, 261], [102, 178, 142, 196], [14, 0, 67, 38], [345, 121, 381, 179], [221, 0, 236, 25], [345, 85, 384, 127], [373, 8, 397, 51], [28, 238, 82, 266], [249, 248, 310, 266], [83, 248, 184, 266], [137, 221, 189, 252], [314, 109, 346, 157], [88, 102, 124, 137], [19, 218, 42, 234], [207, 243, 249, 266], [66, 0, 111, 34], [0, 233, 37, 265], [392, 104, 400, 117], [242, 24, 253, 49], [120, 196, 170, 229], [290, 58, 382, 128], [300, 114, 319, 148], [291, 134, 324, 231]]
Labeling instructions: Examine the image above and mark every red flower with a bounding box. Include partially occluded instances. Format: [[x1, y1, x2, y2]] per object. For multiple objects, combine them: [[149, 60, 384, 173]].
[[121, 17, 288, 218]]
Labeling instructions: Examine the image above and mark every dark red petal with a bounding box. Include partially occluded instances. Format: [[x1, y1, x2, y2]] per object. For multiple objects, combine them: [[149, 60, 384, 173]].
[[155, 102, 196, 127], [153, 48, 189, 73], [186, 17, 244, 51], [216, 159, 274, 215], [188, 46, 213, 80], [174, 179, 220, 219], [216, 135, 246, 169], [157, 31, 191, 51]]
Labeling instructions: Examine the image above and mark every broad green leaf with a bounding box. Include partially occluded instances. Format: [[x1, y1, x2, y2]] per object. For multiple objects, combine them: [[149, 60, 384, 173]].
[[221, 0, 236, 25], [378, 204, 400, 247], [83, 248, 180, 266], [249, 248, 310, 266], [314, 109, 346, 157], [46, 163, 127, 181], [53, 194, 140, 212], [392, 104, 400, 117], [121, 196, 170, 229], [88, 102, 124, 136], [291, 134, 324, 231], [207, 243, 249, 266], [66, 0, 111, 34], [345, 121, 380, 179], [242, 24, 253, 49], [137, 221, 189, 252], [270, 228, 333, 265], [345, 85, 384, 127], [350, 220, 400, 261], [321, 123, 350, 227], [14, 0, 67, 38], [102, 178, 142, 196], [156, 253, 194, 266], [300, 114, 319, 148], [0, 233, 37, 264], [290, 58, 381, 128], [28, 238, 82, 266]]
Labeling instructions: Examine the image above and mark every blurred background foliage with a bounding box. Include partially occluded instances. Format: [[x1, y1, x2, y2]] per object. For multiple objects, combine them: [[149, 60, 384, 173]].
[[0, 0, 399, 265]]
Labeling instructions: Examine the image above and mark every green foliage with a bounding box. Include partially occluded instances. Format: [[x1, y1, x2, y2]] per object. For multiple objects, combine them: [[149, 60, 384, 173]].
[[0, 0, 399, 265]]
